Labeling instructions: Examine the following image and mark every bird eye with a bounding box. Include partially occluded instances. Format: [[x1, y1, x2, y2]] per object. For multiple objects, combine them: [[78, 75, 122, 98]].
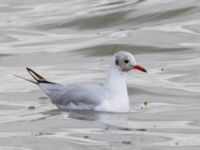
[[124, 59, 129, 64]]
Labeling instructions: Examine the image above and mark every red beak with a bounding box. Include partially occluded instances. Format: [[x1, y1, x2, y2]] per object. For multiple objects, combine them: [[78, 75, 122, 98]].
[[133, 65, 147, 73]]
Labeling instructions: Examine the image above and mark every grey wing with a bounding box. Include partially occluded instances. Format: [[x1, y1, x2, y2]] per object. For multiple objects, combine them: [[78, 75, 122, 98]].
[[21, 67, 105, 107], [51, 83, 105, 106]]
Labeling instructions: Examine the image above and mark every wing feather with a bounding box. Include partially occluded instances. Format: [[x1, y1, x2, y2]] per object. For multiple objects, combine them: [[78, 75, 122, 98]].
[[51, 83, 105, 107]]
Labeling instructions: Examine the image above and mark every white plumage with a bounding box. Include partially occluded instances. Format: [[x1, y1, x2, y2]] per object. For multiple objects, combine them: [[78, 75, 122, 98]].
[[19, 51, 147, 112]]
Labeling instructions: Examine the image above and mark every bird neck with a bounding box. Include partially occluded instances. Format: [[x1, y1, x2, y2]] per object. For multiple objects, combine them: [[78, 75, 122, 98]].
[[103, 62, 128, 96], [101, 60, 130, 112]]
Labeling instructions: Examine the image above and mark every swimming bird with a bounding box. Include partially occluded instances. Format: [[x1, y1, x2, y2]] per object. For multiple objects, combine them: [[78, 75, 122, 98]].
[[17, 51, 147, 112]]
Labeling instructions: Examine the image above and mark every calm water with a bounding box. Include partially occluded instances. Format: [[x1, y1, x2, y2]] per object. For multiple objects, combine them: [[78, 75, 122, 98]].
[[0, 0, 200, 149]]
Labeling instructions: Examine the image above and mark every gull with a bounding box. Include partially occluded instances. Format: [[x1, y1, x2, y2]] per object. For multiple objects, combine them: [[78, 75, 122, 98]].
[[17, 51, 147, 112]]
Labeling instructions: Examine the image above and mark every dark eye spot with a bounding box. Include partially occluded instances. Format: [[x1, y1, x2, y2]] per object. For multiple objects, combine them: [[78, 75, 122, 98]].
[[124, 59, 129, 64], [115, 59, 119, 65]]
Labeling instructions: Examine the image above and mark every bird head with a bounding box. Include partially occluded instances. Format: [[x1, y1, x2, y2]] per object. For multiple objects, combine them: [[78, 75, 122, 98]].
[[114, 51, 147, 73]]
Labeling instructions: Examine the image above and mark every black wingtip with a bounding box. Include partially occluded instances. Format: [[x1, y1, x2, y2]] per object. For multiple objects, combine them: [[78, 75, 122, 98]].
[[26, 67, 46, 82], [26, 67, 55, 84]]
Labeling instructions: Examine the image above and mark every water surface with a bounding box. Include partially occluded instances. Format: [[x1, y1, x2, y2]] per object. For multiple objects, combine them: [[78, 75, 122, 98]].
[[0, 0, 200, 150]]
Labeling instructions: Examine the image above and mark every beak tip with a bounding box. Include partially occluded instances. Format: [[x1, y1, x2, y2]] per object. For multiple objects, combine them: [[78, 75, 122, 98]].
[[133, 65, 147, 73]]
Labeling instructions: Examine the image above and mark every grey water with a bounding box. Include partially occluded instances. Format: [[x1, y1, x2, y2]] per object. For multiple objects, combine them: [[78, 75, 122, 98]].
[[0, 0, 200, 149]]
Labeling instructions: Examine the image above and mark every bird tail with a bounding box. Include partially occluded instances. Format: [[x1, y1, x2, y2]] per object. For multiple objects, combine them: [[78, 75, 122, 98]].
[[15, 67, 64, 97], [26, 67, 47, 83], [15, 67, 52, 84]]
